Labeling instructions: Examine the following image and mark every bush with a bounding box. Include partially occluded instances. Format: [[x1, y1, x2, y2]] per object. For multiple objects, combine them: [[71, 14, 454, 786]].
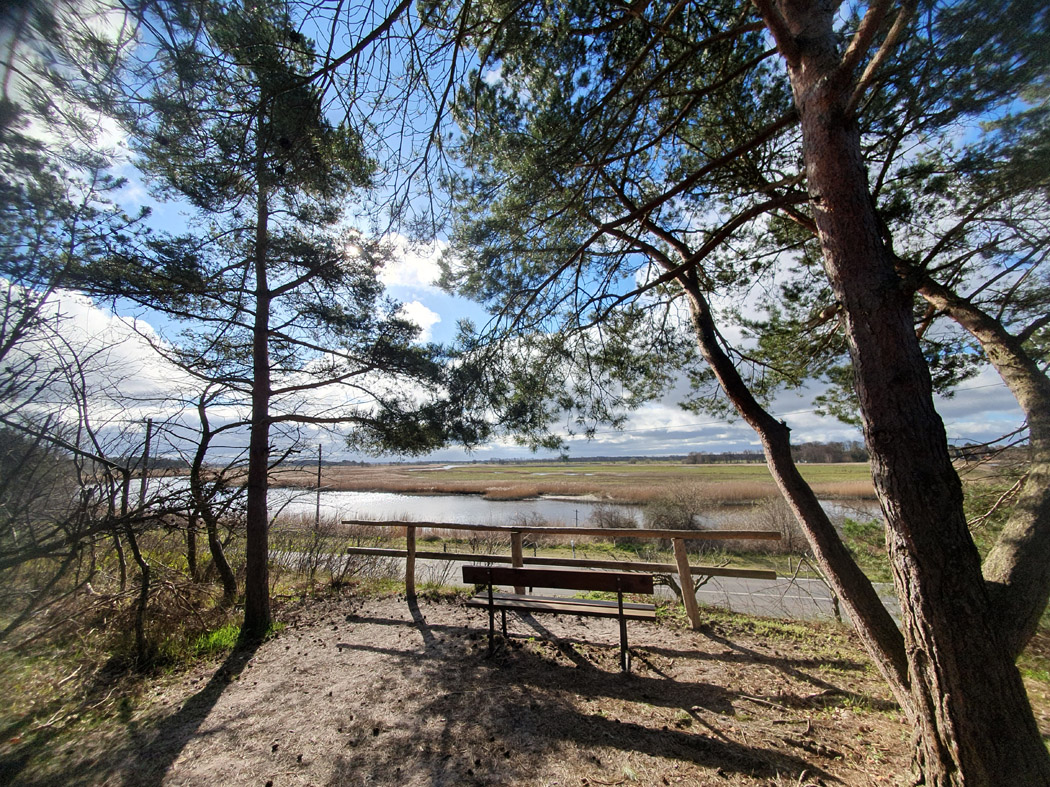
[[842, 517, 885, 558], [740, 498, 811, 556], [589, 504, 643, 546], [642, 487, 716, 552]]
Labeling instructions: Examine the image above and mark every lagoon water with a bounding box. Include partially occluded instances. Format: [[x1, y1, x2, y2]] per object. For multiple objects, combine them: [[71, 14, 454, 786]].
[[269, 488, 644, 526], [268, 487, 881, 529], [156, 476, 880, 528]]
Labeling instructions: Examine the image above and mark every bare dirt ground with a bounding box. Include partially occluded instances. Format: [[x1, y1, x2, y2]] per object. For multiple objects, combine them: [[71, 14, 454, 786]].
[[10, 592, 915, 787]]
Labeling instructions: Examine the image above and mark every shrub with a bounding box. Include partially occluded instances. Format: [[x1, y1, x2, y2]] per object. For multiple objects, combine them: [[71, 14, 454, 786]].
[[589, 504, 643, 546], [843, 517, 885, 558]]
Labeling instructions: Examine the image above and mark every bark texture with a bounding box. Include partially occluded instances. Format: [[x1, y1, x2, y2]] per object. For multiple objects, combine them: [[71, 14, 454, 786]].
[[758, 0, 1050, 782]]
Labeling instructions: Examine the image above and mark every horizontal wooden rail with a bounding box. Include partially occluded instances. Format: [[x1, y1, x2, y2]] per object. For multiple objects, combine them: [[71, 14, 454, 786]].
[[341, 518, 781, 541], [340, 518, 779, 630], [344, 546, 777, 581]]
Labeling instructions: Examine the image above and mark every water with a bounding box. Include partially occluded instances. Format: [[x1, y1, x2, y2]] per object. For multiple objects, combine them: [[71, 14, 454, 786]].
[[155, 476, 881, 529], [268, 487, 882, 529], [269, 488, 644, 527]]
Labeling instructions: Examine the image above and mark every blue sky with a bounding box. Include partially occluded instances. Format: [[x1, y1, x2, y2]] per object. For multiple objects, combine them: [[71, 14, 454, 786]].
[[80, 175, 1027, 464], [73, 3, 1026, 466], [366, 233, 1026, 462]]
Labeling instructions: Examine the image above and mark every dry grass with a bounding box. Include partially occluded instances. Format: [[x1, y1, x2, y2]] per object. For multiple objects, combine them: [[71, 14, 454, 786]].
[[271, 462, 876, 504], [809, 480, 877, 499], [480, 485, 544, 500]]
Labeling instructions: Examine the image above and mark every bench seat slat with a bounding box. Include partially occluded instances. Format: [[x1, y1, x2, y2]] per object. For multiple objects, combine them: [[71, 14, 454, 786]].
[[466, 594, 656, 620]]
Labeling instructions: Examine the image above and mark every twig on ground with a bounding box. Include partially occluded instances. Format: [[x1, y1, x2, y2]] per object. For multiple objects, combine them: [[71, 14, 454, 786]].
[[740, 693, 792, 712], [55, 665, 83, 688]]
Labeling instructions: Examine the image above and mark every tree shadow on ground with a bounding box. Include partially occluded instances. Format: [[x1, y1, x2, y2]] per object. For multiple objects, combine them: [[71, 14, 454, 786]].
[[324, 645, 834, 786], [4, 639, 265, 787], [327, 600, 841, 786]]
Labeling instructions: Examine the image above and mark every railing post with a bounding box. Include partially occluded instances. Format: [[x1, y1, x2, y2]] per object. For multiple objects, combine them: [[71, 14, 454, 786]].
[[405, 525, 416, 598], [673, 538, 702, 630], [511, 531, 525, 594]]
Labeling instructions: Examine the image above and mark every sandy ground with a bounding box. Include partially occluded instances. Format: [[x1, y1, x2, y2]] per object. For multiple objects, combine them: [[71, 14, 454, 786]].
[[17, 593, 911, 786]]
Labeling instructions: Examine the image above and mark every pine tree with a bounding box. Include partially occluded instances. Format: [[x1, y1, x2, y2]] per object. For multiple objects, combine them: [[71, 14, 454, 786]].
[[110, 0, 480, 637]]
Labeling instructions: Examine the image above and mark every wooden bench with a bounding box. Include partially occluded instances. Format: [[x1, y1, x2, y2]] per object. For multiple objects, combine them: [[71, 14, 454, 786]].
[[462, 565, 656, 673]]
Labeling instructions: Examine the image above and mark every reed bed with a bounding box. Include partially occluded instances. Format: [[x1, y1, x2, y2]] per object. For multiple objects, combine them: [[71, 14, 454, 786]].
[[479, 485, 544, 500], [270, 461, 877, 504], [808, 480, 877, 499]]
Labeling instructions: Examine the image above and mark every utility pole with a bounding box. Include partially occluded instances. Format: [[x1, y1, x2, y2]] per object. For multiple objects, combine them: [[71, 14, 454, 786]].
[[315, 443, 322, 529]]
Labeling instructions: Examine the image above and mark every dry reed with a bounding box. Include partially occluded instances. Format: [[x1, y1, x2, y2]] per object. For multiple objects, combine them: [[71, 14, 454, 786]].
[[809, 480, 877, 499]]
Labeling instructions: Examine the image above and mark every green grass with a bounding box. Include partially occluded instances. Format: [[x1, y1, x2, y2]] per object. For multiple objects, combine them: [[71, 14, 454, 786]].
[[194, 624, 241, 657]]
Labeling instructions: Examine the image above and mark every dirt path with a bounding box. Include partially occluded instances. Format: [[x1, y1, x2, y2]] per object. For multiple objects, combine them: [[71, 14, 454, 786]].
[[28, 593, 911, 786]]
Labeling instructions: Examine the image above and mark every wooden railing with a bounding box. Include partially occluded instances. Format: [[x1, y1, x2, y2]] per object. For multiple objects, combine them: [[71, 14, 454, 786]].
[[341, 518, 781, 630]]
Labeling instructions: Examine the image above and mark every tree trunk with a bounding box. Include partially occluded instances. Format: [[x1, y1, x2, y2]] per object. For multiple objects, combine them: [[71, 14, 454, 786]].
[[206, 511, 238, 606], [914, 277, 1050, 658], [191, 397, 238, 605], [186, 515, 199, 581], [241, 138, 272, 640], [684, 285, 910, 696], [760, 1, 1050, 782], [125, 522, 151, 667], [112, 529, 127, 592]]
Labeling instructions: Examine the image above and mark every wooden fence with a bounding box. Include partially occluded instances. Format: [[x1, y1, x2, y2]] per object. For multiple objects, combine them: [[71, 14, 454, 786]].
[[341, 519, 781, 630]]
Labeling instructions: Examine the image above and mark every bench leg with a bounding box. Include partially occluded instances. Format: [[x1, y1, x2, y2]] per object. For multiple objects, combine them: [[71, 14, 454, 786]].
[[501, 609, 507, 638], [487, 584, 495, 655], [618, 591, 629, 673]]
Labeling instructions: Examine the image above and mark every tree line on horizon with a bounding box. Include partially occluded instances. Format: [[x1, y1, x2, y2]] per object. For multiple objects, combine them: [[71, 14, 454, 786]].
[[683, 441, 870, 465]]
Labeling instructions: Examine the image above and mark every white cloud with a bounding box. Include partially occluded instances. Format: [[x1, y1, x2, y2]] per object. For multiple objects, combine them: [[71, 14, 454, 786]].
[[482, 64, 504, 87], [10, 2, 134, 159], [1, 287, 217, 459], [379, 236, 445, 290], [935, 367, 1024, 445], [397, 300, 441, 342], [41, 291, 196, 406]]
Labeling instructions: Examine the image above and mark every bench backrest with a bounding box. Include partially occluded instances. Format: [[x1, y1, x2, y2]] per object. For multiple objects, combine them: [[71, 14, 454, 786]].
[[463, 565, 654, 595]]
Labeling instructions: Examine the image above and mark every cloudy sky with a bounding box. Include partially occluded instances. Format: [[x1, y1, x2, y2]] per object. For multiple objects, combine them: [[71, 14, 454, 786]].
[[364, 235, 1026, 462], [54, 230, 1022, 465], [11, 4, 1017, 467]]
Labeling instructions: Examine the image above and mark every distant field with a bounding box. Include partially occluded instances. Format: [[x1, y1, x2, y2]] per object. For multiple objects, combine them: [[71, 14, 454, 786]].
[[273, 460, 877, 503]]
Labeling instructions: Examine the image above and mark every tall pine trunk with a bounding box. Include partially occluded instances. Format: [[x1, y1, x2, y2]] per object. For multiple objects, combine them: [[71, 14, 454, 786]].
[[242, 135, 272, 640], [765, 1, 1050, 781]]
